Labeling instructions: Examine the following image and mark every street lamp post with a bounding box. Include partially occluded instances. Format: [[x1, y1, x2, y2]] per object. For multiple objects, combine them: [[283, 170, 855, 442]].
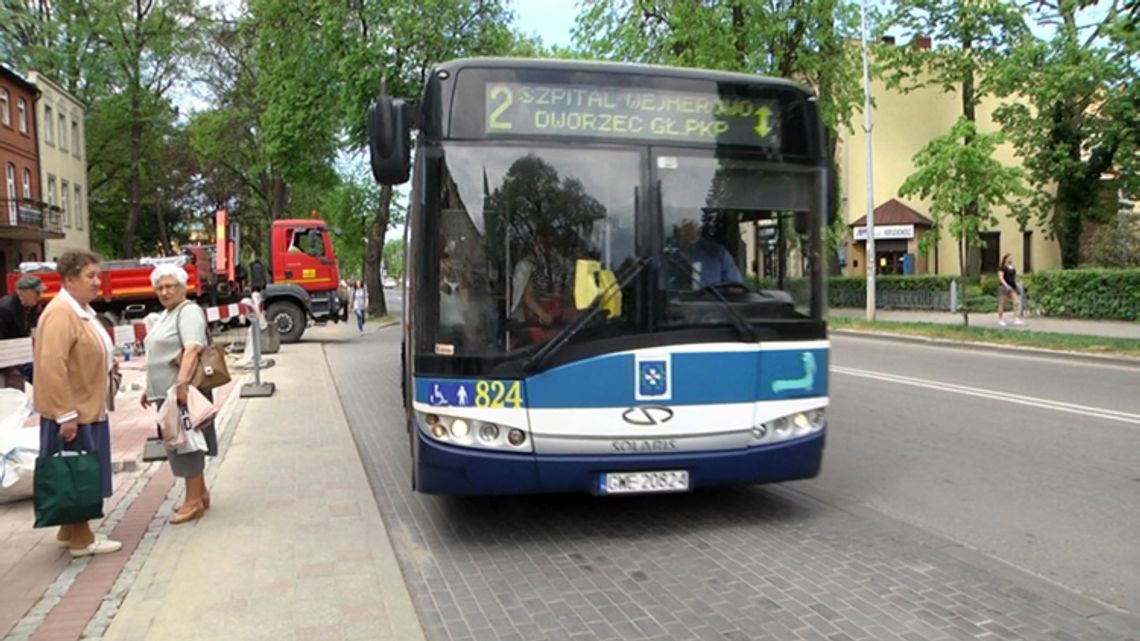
[[861, 0, 877, 321]]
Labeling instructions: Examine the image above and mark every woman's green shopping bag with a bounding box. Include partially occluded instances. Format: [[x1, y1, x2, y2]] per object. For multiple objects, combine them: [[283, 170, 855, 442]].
[[33, 450, 105, 528]]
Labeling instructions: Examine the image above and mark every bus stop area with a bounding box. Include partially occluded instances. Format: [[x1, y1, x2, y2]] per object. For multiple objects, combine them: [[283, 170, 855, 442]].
[[0, 320, 423, 641]]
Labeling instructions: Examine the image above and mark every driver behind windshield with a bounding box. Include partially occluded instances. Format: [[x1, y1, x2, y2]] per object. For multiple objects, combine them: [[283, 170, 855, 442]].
[[670, 217, 743, 287]]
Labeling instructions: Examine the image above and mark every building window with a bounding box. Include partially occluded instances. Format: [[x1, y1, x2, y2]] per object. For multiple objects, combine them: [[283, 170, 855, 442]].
[[17, 98, 28, 133], [61, 180, 70, 227], [57, 113, 67, 151], [980, 232, 1001, 274], [75, 185, 83, 230], [22, 168, 31, 199], [71, 119, 80, 156], [0, 89, 9, 126], [47, 175, 56, 208], [5, 164, 15, 221], [1023, 231, 1032, 274], [43, 105, 53, 144]]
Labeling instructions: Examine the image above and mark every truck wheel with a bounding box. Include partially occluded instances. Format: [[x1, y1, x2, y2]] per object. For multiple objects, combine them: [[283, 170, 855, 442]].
[[267, 301, 305, 343]]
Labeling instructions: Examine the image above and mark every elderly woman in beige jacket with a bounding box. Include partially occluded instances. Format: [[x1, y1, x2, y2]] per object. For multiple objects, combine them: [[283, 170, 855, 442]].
[[34, 251, 122, 558]]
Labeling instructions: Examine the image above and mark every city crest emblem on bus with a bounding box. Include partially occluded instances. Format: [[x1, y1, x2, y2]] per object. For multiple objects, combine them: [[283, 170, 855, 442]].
[[635, 354, 671, 401]]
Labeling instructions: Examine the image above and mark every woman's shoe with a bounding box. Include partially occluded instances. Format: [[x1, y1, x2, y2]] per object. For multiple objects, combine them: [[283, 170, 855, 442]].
[[174, 493, 210, 512], [69, 537, 122, 558], [169, 502, 206, 524]]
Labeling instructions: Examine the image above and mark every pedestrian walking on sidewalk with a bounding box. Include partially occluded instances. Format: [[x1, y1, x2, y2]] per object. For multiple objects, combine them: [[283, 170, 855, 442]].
[[352, 280, 367, 335], [32, 251, 122, 558], [0, 274, 44, 389], [140, 265, 218, 524], [997, 253, 1025, 327]]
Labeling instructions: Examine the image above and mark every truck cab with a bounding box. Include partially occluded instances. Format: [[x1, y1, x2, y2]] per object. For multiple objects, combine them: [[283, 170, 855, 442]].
[[261, 218, 345, 341], [272, 219, 338, 293]]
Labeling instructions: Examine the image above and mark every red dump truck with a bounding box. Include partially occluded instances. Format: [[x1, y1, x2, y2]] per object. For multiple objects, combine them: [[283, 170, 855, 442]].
[[7, 211, 347, 342]]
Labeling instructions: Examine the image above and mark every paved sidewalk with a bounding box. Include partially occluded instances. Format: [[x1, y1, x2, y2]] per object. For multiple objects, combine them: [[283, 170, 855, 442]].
[[0, 359, 237, 640], [829, 307, 1140, 340], [100, 336, 425, 641]]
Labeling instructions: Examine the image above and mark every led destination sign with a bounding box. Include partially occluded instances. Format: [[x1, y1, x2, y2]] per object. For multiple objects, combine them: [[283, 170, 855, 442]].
[[483, 82, 781, 147]]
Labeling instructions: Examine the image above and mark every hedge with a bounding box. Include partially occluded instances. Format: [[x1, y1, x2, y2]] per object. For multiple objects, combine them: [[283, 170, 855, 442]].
[[829, 275, 957, 292], [1030, 269, 1140, 321]]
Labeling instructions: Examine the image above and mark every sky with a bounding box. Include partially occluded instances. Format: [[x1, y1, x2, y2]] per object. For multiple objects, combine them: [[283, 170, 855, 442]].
[[511, 0, 577, 49]]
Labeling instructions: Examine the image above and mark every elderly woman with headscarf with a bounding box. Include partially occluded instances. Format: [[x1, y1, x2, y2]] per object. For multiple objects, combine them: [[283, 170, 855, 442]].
[[34, 251, 121, 557], [140, 264, 218, 524]]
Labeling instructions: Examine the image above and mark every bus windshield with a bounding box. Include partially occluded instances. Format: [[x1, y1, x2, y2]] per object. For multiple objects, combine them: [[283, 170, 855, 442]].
[[432, 143, 640, 356], [658, 154, 819, 328], [426, 143, 821, 360]]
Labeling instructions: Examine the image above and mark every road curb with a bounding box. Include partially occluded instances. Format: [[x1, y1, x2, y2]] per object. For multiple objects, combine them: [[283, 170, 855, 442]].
[[831, 328, 1140, 368]]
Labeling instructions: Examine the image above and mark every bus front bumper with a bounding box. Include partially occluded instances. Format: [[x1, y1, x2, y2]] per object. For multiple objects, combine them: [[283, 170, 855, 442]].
[[414, 429, 825, 495]]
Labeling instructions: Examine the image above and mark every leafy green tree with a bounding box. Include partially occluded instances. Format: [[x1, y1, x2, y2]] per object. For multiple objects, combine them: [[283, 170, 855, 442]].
[[992, 2, 1139, 268], [383, 238, 405, 281], [878, 0, 1027, 276], [573, 1, 863, 160], [335, 0, 516, 316], [251, 0, 342, 219], [899, 118, 1027, 325], [1, 0, 201, 258]]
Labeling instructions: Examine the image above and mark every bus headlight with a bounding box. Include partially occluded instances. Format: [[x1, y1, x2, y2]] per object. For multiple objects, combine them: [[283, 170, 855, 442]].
[[478, 423, 500, 442], [507, 429, 527, 446], [431, 423, 447, 439], [753, 408, 826, 445], [450, 419, 470, 439]]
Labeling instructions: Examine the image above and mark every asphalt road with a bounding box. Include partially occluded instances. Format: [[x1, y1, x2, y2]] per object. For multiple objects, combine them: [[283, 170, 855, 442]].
[[814, 335, 1140, 616], [323, 325, 1139, 641]]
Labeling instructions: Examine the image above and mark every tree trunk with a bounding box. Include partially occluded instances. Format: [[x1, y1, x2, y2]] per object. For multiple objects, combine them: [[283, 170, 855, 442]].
[[364, 184, 391, 317], [958, 237, 969, 326], [1057, 205, 1082, 268], [122, 115, 144, 257], [270, 175, 287, 219], [731, 4, 747, 69], [155, 206, 171, 254]]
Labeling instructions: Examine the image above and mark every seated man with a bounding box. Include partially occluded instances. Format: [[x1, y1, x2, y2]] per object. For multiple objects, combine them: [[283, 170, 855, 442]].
[[672, 217, 743, 287]]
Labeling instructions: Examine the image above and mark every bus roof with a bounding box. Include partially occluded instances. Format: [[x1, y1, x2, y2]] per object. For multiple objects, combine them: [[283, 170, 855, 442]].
[[433, 57, 816, 99]]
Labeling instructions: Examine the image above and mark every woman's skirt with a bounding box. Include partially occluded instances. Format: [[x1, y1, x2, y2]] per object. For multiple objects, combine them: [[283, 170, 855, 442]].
[[39, 417, 113, 499]]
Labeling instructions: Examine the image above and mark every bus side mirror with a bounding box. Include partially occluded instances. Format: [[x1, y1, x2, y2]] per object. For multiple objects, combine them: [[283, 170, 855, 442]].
[[368, 95, 413, 186]]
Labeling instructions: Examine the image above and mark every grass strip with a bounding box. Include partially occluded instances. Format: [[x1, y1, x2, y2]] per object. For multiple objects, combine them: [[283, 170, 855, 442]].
[[828, 316, 1140, 357]]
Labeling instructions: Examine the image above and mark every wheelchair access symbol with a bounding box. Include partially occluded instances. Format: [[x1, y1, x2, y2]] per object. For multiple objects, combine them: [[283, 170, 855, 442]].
[[771, 352, 817, 394]]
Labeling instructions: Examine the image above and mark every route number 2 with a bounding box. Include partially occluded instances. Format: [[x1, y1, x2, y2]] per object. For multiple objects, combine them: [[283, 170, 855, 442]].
[[474, 380, 523, 408], [487, 85, 514, 130]]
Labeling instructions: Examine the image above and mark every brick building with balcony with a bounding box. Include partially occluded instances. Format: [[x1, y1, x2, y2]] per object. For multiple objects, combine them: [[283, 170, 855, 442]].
[[1, 64, 63, 294]]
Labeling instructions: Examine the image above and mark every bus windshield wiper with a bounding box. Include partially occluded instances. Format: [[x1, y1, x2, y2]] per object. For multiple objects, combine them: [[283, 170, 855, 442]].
[[662, 247, 761, 343], [523, 256, 651, 373]]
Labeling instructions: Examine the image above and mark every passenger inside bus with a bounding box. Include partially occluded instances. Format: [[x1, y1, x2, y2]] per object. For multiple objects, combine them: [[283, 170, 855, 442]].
[[510, 232, 574, 344], [668, 216, 743, 288]]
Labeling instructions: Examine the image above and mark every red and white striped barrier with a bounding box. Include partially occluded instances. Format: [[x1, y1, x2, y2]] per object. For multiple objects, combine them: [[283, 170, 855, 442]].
[[0, 299, 267, 366]]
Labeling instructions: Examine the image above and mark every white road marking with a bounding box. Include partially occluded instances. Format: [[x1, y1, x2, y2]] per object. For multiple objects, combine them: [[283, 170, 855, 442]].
[[832, 365, 1140, 426], [832, 333, 1140, 373]]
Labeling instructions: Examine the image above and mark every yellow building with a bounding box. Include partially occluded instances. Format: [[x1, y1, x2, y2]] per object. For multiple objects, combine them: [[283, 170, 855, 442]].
[[26, 71, 91, 260], [837, 56, 1061, 278]]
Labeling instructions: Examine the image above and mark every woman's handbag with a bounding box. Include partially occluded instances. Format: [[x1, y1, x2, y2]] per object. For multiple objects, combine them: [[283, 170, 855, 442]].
[[33, 448, 105, 528], [172, 303, 231, 392]]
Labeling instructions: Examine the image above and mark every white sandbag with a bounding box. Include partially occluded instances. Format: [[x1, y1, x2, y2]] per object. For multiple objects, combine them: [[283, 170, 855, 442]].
[[0, 427, 39, 503], [0, 388, 33, 432]]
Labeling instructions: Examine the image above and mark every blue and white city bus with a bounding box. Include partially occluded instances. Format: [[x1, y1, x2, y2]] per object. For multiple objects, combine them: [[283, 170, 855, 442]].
[[369, 58, 831, 495]]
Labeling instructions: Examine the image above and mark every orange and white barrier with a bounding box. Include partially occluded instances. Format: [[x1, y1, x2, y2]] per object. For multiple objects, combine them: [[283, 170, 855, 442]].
[[0, 299, 267, 366]]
